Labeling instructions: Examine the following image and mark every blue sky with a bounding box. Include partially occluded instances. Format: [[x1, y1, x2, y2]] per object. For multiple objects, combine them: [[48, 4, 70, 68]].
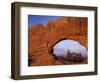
[[28, 15, 60, 27]]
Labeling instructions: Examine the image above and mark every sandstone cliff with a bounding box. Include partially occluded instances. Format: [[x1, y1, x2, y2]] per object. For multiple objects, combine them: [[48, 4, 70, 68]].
[[28, 17, 88, 66]]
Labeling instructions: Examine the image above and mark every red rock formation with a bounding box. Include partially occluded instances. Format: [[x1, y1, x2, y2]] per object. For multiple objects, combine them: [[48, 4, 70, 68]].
[[28, 17, 88, 66]]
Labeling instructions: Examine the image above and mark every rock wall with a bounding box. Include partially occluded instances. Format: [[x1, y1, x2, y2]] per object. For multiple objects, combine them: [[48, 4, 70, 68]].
[[28, 17, 88, 66]]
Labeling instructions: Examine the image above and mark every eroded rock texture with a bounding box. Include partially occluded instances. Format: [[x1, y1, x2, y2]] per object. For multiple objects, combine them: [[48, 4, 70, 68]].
[[28, 17, 88, 66]]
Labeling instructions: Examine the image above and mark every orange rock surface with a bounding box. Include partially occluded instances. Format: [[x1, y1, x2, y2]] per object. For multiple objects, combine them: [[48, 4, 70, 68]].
[[28, 17, 88, 66]]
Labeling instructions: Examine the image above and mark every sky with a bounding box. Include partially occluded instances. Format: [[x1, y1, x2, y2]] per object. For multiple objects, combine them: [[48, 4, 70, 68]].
[[28, 15, 60, 27], [53, 39, 87, 58]]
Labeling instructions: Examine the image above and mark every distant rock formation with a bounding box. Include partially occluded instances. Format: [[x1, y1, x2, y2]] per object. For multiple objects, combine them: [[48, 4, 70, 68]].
[[28, 17, 88, 66]]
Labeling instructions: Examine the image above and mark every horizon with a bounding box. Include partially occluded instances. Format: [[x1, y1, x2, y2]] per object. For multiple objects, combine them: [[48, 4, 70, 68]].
[[28, 15, 60, 28]]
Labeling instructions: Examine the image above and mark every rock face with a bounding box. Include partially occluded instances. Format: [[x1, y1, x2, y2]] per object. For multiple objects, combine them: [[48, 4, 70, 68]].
[[28, 17, 88, 66]]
